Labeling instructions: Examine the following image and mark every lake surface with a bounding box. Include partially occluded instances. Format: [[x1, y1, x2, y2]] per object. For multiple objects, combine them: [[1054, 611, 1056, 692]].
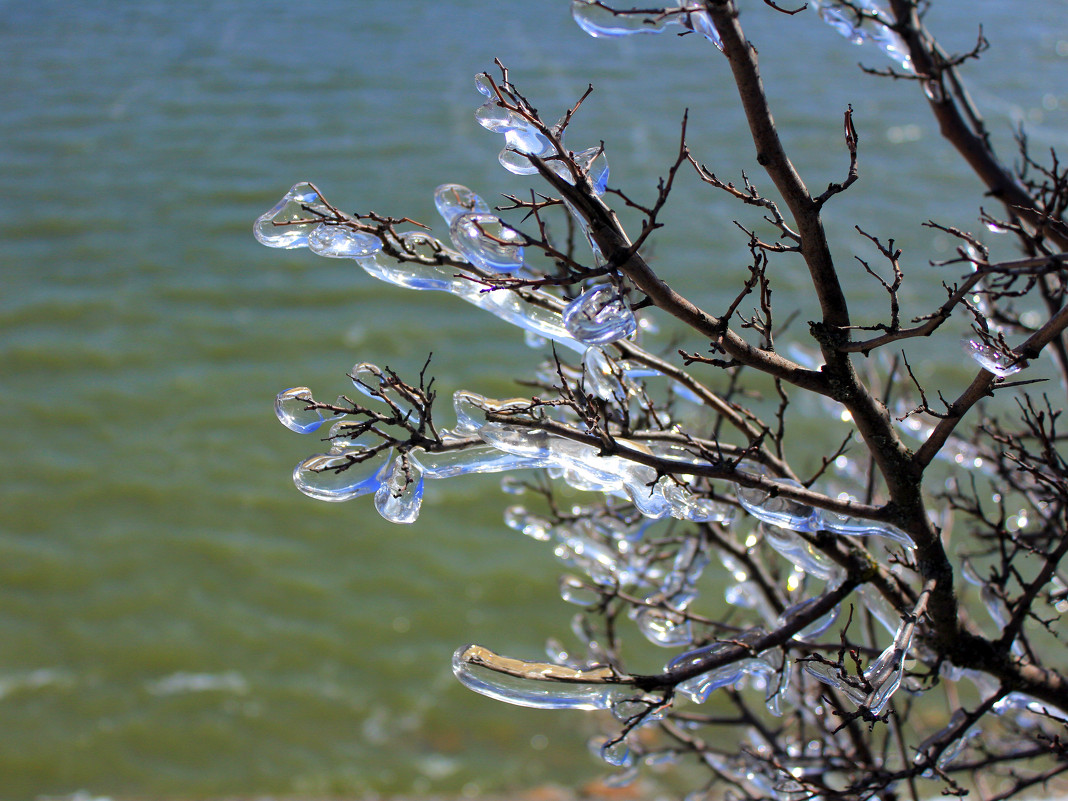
[[1, 1, 1066, 798]]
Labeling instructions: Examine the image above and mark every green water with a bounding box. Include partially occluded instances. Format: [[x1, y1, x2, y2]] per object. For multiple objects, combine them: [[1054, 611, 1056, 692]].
[[1, 1, 1066, 798]]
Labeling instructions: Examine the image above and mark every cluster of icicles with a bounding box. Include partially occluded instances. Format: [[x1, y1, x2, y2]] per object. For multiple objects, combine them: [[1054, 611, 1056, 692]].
[[571, 0, 912, 73]]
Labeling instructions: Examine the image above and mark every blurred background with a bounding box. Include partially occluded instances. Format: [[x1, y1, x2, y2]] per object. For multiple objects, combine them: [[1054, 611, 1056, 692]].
[[1, 0, 1066, 798]]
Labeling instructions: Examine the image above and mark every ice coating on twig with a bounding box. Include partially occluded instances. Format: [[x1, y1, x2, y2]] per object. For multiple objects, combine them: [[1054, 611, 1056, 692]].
[[292, 451, 392, 502], [433, 183, 492, 225], [308, 224, 382, 259], [667, 638, 775, 704], [275, 387, 341, 434], [449, 212, 526, 273], [802, 612, 916, 715], [452, 644, 636, 710], [809, 0, 913, 72], [571, 1, 722, 50], [374, 457, 424, 524], [253, 182, 331, 249], [570, 0, 675, 38], [961, 333, 1024, 377]]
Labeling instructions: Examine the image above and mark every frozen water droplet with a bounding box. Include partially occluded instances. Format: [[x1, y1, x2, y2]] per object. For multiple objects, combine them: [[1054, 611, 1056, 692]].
[[374, 458, 424, 524], [564, 286, 637, 345], [480, 423, 553, 459], [634, 608, 694, 647], [961, 334, 1023, 377], [474, 73, 495, 98], [254, 183, 330, 249], [275, 387, 338, 434], [434, 184, 491, 226], [599, 738, 634, 768], [449, 212, 525, 273], [307, 223, 382, 259], [293, 450, 392, 502]]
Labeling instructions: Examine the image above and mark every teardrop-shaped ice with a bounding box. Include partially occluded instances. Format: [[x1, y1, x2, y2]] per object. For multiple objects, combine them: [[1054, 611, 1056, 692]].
[[503, 120, 554, 158], [571, 0, 677, 37], [307, 223, 382, 259], [599, 738, 634, 768], [452, 644, 632, 710], [634, 608, 694, 648], [292, 450, 392, 501], [564, 286, 637, 345], [549, 438, 626, 492], [434, 183, 491, 226], [961, 334, 1023, 377], [863, 612, 917, 714], [449, 212, 525, 273], [374, 458, 424, 524], [275, 387, 340, 434], [624, 475, 672, 519], [474, 73, 495, 98], [254, 183, 331, 249]]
